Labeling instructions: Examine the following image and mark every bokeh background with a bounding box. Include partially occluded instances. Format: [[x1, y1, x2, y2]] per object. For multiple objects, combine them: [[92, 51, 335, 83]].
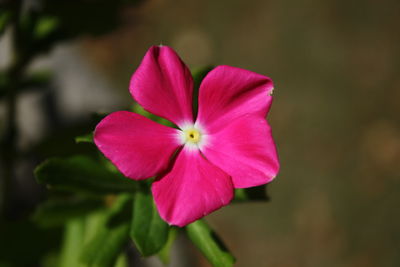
[[1, 0, 400, 266]]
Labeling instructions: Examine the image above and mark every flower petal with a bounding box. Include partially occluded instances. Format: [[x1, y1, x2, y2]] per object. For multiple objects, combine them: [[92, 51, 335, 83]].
[[130, 46, 194, 127], [152, 148, 233, 227], [197, 65, 274, 133], [94, 111, 181, 180], [202, 115, 279, 188]]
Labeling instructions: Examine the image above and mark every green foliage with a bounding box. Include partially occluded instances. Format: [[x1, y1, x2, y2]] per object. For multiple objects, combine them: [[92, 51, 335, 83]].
[[157, 227, 178, 264], [130, 190, 170, 256], [75, 133, 94, 144], [33, 197, 105, 227], [114, 253, 128, 267], [191, 65, 214, 89], [234, 184, 270, 202], [55, 198, 132, 267], [191, 65, 214, 118], [35, 155, 137, 196], [80, 195, 132, 267], [0, 2, 259, 267], [34, 16, 59, 40], [186, 220, 235, 267], [59, 218, 86, 267], [131, 103, 175, 128], [16, 9, 60, 57]]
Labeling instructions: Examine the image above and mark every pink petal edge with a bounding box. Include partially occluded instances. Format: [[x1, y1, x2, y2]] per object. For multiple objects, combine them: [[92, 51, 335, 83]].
[[202, 115, 279, 188], [152, 148, 234, 227], [197, 65, 274, 133], [94, 111, 181, 180], [130, 46, 194, 128]]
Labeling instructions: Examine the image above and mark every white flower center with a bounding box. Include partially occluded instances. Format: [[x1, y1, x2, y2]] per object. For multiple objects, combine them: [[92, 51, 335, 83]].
[[179, 124, 206, 150], [184, 128, 201, 144]]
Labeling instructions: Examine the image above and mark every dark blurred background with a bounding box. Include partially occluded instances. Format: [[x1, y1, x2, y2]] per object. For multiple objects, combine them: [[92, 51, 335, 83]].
[[0, 0, 399, 266]]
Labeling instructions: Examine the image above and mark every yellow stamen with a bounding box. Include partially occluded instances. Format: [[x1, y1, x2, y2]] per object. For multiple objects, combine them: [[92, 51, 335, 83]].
[[184, 128, 201, 144]]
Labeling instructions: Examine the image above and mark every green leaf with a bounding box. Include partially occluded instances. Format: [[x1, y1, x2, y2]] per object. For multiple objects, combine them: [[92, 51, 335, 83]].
[[191, 65, 214, 89], [233, 184, 270, 203], [80, 195, 132, 267], [131, 103, 158, 120], [35, 155, 138, 196], [34, 16, 60, 40], [114, 253, 128, 267], [33, 197, 104, 227], [75, 133, 93, 143], [130, 191, 170, 257], [191, 65, 214, 118], [131, 103, 175, 128], [186, 220, 235, 267], [17, 10, 62, 57], [59, 218, 86, 267], [158, 227, 178, 265]]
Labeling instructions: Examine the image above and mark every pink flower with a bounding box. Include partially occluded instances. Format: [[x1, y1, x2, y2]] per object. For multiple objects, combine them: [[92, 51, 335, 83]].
[[94, 46, 279, 227]]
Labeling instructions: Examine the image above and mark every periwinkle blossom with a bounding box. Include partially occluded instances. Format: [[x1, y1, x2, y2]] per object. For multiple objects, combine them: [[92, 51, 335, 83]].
[[94, 46, 279, 226]]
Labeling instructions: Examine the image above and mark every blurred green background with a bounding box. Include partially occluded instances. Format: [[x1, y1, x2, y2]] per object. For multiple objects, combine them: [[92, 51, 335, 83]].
[[1, 0, 399, 266]]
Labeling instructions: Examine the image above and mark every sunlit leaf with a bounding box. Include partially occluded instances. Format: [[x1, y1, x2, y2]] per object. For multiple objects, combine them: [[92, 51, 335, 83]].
[[158, 227, 178, 265], [80, 195, 132, 267], [114, 253, 128, 267], [75, 133, 93, 143], [59, 218, 86, 267], [34, 16, 60, 40], [186, 220, 235, 267]]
